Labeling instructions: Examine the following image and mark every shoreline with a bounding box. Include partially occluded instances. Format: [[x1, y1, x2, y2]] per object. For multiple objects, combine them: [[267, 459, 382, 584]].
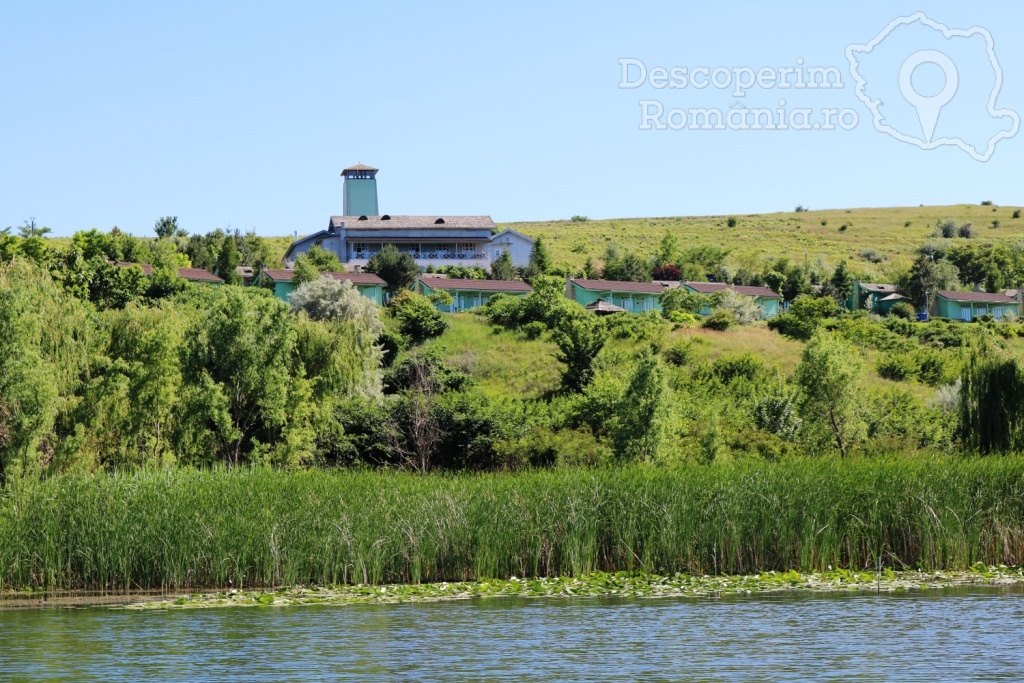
[[3, 566, 1023, 611]]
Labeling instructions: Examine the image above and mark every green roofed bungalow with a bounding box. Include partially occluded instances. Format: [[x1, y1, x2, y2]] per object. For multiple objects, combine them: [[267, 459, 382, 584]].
[[932, 290, 1020, 322], [566, 278, 665, 313], [417, 277, 532, 312], [682, 281, 782, 318], [257, 269, 386, 305], [846, 281, 909, 314]]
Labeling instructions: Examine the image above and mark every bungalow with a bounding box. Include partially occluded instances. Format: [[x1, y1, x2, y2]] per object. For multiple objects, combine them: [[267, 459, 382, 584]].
[[932, 290, 1020, 322], [682, 282, 782, 318], [283, 164, 535, 273], [258, 269, 387, 305], [116, 262, 223, 284], [566, 278, 664, 313], [417, 277, 532, 312], [847, 281, 909, 314]]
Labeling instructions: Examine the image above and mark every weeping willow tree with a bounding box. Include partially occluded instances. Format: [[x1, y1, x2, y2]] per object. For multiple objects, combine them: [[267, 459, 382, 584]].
[[957, 344, 1024, 453]]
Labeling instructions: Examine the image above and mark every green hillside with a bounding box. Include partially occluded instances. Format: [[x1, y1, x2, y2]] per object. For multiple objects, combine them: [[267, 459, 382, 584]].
[[503, 204, 1024, 278]]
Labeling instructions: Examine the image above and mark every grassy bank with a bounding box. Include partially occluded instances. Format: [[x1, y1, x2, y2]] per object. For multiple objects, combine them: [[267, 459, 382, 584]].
[[2, 458, 1024, 591]]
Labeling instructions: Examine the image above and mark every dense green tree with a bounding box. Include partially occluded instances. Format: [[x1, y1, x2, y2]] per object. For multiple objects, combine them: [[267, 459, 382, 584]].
[[827, 261, 855, 305], [215, 234, 242, 285], [525, 237, 551, 278], [154, 216, 187, 239], [490, 248, 516, 280], [795, 330, 864, 457], [612, 349, 670, 462], [389, 290, 448, 342], [552, 314, 607, 392], [957, 347, 1024, 454], [659, 288, 708, 317], [898, 255, 961, 309], [179, 288, 310, 466], [366, 244, 419, 296]]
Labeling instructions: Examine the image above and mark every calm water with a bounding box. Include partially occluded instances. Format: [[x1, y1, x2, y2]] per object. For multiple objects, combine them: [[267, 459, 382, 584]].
[[2, 589, 1024, 681]]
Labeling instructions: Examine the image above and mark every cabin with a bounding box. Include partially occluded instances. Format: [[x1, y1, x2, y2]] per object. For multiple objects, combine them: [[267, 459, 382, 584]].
[[257, 269, 387, 305], [932, 290, 1020, 321], [566, 279, 664, 313], [847, 282, 910, 315], [116, 262, 223, 284], [283, 164, 535, 274], [417, 277, 532, 312], [682, 282, 782, 318]]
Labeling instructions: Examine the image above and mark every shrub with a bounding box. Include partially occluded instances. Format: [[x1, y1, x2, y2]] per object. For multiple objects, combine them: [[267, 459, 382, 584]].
[[389, 291, 448, 342], [604, 311, 670, 341], [958, 222, 976, 239], [839, 224, 848, 232], [712, 353, 764, 383], [660, 289, 709, 318], [992, 220, 1001, 229], [888, 301, 916, 319], [980, 200, 993, 206], [702, 309, 734, 331], [820, 219, 828, 226], [663, 339, 694, 366], [877, 354, 918, 382], [904, 221, 912, 227], [752, 392, 802, 441], [794, 205, 808, 212], [711, 289, 762, 325], [521, 321, 546, 340], [1013, 209, 1021, 219], [570, 215, 590, 222], [727, 217, 738, 227], [859, 248, 884, 264]]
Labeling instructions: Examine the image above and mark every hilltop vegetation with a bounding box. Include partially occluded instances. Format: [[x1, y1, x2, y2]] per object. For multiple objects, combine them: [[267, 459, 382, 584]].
[[506, 204, 1024, 279]]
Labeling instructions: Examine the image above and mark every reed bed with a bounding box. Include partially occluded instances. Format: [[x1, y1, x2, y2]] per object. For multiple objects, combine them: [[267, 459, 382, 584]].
[[2, 457, 1024, 591]]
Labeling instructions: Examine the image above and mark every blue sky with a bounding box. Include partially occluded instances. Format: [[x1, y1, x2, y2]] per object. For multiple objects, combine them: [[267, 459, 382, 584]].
[[1, 1, 1021, 237]]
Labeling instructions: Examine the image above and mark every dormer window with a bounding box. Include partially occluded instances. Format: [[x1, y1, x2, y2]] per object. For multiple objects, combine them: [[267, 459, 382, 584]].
[[358, 215, 368, 220], [434, 218, 446, 224], [381, 214, 391, 220]]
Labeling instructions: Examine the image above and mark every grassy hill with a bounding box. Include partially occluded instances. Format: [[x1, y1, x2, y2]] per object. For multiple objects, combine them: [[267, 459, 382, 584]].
[[502, 204, 1024, 279]]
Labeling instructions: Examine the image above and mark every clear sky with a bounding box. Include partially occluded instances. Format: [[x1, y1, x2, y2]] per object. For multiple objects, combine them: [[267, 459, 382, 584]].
[[1, 1, 1021, 237]]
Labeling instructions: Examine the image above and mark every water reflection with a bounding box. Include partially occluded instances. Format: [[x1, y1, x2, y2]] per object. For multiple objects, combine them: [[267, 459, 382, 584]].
[[2, 589, 1023, 681]]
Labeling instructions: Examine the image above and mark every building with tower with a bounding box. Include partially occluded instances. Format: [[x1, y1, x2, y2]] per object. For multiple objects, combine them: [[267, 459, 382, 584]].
[[283, 164, 534, 273]]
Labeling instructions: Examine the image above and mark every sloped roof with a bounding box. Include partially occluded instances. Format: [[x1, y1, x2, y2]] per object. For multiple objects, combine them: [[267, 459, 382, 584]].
[[936, 290, 1018, 304], [570, 278, 666, 294], [879, 293, 909, 302], [684, 281, 781, 298], [859, 282, 898, 293], [585, 299, 627, 314], [262, 269, 386, 286], [342, 164, 378, 173], [420, 277, 531, 292], [330, 215, 496, 230], [116, 262, 223, 283]]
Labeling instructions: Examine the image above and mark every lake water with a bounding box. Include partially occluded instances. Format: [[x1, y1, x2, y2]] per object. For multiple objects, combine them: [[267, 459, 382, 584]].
[[2, 588, 1024, 681]]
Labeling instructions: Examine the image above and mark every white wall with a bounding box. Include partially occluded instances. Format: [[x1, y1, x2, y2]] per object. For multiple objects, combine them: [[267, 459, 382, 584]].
[[488, 230, 533, 269]]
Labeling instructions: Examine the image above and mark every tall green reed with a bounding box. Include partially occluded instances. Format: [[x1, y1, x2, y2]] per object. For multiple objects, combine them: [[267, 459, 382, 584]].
[[1, 457, 1023, 591]]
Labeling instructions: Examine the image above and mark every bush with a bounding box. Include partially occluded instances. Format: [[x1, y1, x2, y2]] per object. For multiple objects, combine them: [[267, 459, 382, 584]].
[[604, 311, 670, 341], [888, 301, 916, 320], [712, 353, 764, 383], [859, 248, 884, 264], [652, 264, 681, 280], [702, 309, 734, 331], [727, 217, 738, 227], [571, 215, 590, 222], [711, 289, 762, 325], [1014, 209, 1021, 219], [389, 291, 448, 342], [752, 392, 802, 441], [663, 339, 694, 366], [877, 354, 918, 382], [521, 321, 546, 340]]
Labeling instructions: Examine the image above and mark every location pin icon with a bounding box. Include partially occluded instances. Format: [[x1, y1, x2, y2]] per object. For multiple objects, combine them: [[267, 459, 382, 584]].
[[899, 50, 958, 142]]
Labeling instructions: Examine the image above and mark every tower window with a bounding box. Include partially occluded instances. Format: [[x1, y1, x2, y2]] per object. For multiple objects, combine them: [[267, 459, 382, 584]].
[[358, 215, 368, 220], [434, 218, 446, 224], [381, 215, 391, 220]]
